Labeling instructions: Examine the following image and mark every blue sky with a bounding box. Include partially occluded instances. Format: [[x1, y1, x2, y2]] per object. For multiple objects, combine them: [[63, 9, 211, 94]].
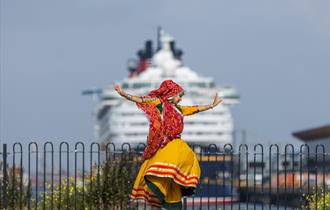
[[0, 0, 329, 146]]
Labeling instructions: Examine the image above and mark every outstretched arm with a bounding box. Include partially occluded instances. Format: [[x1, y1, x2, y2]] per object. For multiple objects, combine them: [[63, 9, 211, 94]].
[[197, 93, 222, 112], [114, 84, 144, 103], [178, 93, 222, 116]]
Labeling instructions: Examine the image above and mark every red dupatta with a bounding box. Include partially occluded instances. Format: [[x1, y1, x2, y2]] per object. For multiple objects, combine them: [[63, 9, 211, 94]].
[[137, 80, 184, 161]]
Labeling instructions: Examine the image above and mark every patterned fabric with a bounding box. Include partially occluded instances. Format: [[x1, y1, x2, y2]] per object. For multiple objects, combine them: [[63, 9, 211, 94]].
[[141, 98, 199, 117], [130, 139, 201, 207], [136, 80, 185, 161], [132, 81, 201, 207], [143, 98, 199, 116], [176, 104, 199, 116]]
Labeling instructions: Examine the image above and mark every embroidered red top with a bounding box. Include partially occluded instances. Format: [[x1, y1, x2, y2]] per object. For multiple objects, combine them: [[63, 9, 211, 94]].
[[136, 80, 198, 161]]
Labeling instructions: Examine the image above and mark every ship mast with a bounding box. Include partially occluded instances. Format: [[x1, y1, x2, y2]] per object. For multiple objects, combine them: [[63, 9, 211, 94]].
[[157, 26, 162, 51]]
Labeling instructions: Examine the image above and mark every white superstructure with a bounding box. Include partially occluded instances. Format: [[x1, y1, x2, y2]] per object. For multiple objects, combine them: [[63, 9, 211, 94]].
[[95, 30, 239, 148]]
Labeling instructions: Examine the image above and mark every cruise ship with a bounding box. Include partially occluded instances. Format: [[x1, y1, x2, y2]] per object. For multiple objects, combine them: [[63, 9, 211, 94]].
[[94, 30, 239, 149], [90, 29, 240, 205]]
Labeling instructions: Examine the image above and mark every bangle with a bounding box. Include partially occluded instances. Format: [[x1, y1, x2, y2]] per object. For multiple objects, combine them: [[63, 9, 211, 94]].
[[127, 94, 132, 100]]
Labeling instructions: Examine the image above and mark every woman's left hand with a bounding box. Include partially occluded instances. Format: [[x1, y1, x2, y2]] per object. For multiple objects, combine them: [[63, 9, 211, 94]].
[[211, 93, 222, 108]]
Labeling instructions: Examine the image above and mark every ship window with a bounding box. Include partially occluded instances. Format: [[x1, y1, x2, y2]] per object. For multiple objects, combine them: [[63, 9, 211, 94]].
[[184, 132, 223, 135], [125, 133, 147, 136], [121, 113, 133, 116], [102, 96, 117, 100], [130, 122, 148, 126], [132, 83, 150, 89], [189, 82, 207, 88], [120, 112, 143, 116], [185, 121, 217, 125], [122, 83, 129, 89], [97, 106, 109, 120], [189, 92, 201, 97]]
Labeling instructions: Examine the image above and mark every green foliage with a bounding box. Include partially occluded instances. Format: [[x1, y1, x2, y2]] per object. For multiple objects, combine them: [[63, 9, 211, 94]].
[[0, 153, 138, 209], [0, 167, 31, 209], [305, 188, 330, 210], [37, 153, 137, 209]]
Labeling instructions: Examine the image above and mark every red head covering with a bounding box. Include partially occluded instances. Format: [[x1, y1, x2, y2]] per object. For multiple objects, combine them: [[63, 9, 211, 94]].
[[137, 80, 184, 160], [148, 80, 184, 102]]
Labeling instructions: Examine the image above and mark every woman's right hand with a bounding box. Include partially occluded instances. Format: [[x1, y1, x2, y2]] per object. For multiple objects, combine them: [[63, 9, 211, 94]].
[[114, 84, 124, 96], [114, 84, 143, 103]]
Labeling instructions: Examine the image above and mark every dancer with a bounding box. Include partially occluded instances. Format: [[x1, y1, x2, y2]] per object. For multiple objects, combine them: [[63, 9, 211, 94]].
[[114, 80, 222, 210]]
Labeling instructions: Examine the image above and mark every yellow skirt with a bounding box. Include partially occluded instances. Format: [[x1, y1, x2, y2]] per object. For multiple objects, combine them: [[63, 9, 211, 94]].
[[130, 138, 201, 208]]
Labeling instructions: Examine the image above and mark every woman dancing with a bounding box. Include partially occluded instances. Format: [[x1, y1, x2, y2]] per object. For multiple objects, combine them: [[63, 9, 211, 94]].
[[114, 80, 222, 210]]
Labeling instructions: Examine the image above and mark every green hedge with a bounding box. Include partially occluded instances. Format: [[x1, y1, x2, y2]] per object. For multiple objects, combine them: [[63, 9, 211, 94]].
[[1, 153, 138, 209], [304, 188, 330, 210]]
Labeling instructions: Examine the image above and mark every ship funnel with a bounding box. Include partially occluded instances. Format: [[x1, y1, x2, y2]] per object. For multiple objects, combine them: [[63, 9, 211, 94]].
[[145, 40, 153, 59], [133, 40, 153, 76], [169, 41, 184, 60], [169, 41, 175, 55]]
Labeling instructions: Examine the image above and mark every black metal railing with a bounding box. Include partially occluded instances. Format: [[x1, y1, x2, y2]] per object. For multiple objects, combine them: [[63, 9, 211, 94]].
[[0, 142, 329, 210]]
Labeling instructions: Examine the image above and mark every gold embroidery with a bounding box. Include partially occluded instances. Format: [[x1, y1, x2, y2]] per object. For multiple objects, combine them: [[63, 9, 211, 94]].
[[144, 172, 198, 187]]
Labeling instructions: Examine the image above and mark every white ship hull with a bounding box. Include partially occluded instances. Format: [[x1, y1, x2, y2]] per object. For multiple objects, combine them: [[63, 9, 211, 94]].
[[94, 30, 239, 149]]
